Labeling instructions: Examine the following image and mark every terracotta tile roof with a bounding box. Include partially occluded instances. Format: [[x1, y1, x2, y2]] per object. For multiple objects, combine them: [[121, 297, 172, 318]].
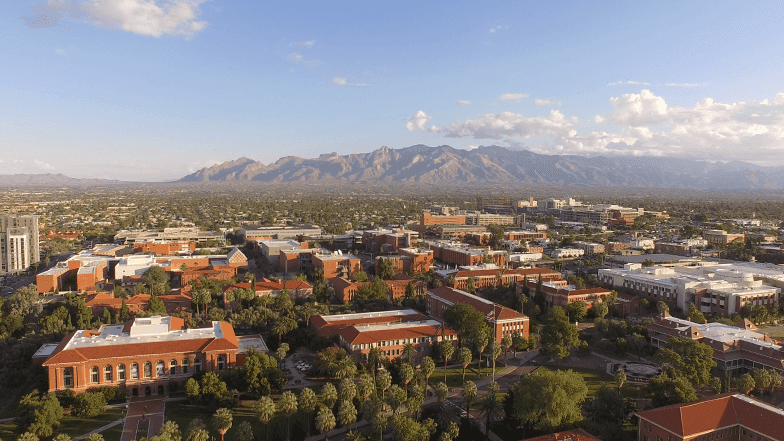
[[519, 428, 603, 441], [636, 393, 784, 438], [428, 287, 528, 321], [311, 311, 428, 332]]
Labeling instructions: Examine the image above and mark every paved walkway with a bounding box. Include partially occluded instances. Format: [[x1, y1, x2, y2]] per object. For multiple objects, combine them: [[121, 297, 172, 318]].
[[74, 418, 125, 441], [120, 396, 166, 441]]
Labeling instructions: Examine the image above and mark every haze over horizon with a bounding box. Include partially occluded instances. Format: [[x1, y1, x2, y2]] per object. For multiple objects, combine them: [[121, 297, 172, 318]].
[[3, 1, 784, 181]]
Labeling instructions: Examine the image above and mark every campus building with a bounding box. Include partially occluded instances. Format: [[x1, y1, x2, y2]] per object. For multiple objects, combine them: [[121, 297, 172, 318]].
[[311, 309, 427, 338], [436, 266, 561, 291], [36, 316, 267, 396], [114, 228, 221, 245], [636, 393, 784, 441], [1, 214, 40, 275], [338, 319, 457, 362], [518, 279, 613, 310], [648, 313, 784, 374], [312, 253, 361, 279], [426, 287, 529, 343], [240, 225, 322, 241]]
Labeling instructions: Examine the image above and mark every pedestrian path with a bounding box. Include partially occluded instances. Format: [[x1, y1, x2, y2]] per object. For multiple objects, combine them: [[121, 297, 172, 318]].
[[74, 418, 124, 440], [120, 396, 166, 441]]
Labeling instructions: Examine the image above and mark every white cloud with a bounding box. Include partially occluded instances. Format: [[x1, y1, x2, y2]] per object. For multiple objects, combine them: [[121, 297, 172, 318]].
[[331, 77, 348, 86], [428, 125, 439, 132], [55, 48, 66, 56], [439, 110, 576, 139], [296, 40, 315, 47], [776, 93, 784, 105], [466, 144, 479, 150], [488, 25, 507, 34], [34, 159, 54, 170], [289, 52, 304, 63], [406, 111, 432, 131], [534, 99, 561, 106], [594, 115, 605, 124], [457, 100, 471, 106], [24, 0, 210, 38], [288, 52, 321, 67], [500, 93, 528, 101], [609, 90, 668, 127], [609, 80, 651, 86]]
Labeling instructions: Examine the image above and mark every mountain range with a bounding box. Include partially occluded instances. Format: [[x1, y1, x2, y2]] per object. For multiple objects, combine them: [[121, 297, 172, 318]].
[[177, 145, 784, 190]]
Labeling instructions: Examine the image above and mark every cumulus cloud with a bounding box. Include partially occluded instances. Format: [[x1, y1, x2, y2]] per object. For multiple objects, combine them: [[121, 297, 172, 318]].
[[609, 90, 668, 127], [534, 99, 561, 106], [24, 0, 209, 38], [428, 125, 439, 132], [406, 111, 432, 131], [439, 110, 576, 139], [34, 159, 54, 170], [331, 77, 348, 86], [289, 52, 321, 67], [488, 25, 507, 34], [500, 93, 528, 101], [457, 100, 471, 106], [608, 80, 651, 86], [594, 115, 605, 124]]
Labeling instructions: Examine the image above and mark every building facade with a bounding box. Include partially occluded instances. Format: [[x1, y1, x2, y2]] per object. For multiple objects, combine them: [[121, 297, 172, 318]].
[[1, 215, 40, 275]]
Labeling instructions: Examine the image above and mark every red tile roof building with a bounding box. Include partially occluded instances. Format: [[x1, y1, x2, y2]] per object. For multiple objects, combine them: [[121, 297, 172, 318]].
[[338, 319, 457, 363], [636, 393, 784, 441], [440, 267, 562, 291], [427, 287, 529, 344], [36, 316, 267, 397], [222, 279, 314, 304], [328, 277, 427, 303], [311, 309, 428, 338], [132, 241, 196, 255], [312, 253, 362, 279], [519, 428, 603, 441], [84, 291, 192, 317], [518, 278, 613, 310]]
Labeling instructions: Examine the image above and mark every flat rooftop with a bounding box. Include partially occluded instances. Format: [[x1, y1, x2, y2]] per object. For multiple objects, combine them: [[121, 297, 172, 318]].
[[663, 317, 781, 349], [64, 317, 224, 351], [320, 309, 421, 323]]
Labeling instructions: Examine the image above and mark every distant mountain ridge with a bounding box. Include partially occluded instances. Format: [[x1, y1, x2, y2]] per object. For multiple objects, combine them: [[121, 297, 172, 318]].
[[0, 173, 130, 186], [177, 145, 784, 190]]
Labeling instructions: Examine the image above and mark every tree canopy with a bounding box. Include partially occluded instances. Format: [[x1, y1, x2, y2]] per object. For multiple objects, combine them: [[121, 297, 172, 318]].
[[511, 369, 588, 431]]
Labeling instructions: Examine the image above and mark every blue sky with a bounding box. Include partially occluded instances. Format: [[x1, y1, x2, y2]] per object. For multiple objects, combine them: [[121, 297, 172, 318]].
[[2, 1, 784, 181]]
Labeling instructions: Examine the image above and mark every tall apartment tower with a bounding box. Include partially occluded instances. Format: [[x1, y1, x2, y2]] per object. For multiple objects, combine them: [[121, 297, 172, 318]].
[[0, 215, 40, 274]]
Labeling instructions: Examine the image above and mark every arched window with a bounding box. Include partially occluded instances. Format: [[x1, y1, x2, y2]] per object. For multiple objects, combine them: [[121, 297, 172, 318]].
[[143, 362, 152, 378], [118, 364, 126, 381], [181, 359, 189, 374], [217, 355, 226, 371], [156, 361, 165, 377], [91, 366, 99, 383], [104, 365, 113, 382], [131, 363, 139, 379], [194, 358, 202, 373], [63, 368, 74, 388], [169, 360, 177, 375]]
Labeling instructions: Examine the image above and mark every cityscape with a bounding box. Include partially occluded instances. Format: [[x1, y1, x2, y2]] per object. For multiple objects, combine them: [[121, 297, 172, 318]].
[[3, 1, 784, 441]]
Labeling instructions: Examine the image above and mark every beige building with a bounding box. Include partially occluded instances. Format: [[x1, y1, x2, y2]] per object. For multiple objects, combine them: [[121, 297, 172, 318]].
[[1, 215, 40, 275]]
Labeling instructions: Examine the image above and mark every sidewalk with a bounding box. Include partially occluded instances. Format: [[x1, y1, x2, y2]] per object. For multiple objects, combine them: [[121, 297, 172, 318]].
[[73, 418, 124, 441]]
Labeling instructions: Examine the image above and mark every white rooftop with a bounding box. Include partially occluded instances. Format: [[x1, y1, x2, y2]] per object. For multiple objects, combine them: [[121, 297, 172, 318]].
[[663, 316, 782, 349], [63, 316, 225, 350], [320, 309, 421, 323], [353, 319, 442, 333]]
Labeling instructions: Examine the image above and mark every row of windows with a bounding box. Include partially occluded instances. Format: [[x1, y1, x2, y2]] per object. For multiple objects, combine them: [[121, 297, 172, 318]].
[[63, 356, 226, 387]]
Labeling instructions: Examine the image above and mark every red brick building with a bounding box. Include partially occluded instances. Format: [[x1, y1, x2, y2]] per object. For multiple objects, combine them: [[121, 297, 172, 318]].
[[328, 277, 426, 303], [133, 241, 196, 255], [222, 279, 314, 305], [311, 309, 427, 338], [37, 316, 267, 397], [337, 318, 458, 362], [426, 287, 529, 344], [398, 248, 433, 274], [636, 393, 784, 441], [518, 279, 613, 310], [313, 253, 361, 279], [84, 291, 192, 317], [442, 267, 562, 291]]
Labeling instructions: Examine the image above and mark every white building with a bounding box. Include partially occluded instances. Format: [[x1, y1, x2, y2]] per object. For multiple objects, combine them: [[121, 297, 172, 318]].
[[546, 248, 584, 259], [1, 215, 40, 275], [115, 255, 159, 279]]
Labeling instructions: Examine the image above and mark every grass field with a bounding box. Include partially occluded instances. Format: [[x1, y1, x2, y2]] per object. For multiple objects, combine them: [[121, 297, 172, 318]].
[[536, 366, 640, 400], [758, 325, 784, 338], [0, 407, 125, 440], [431, 360, 506, 388]]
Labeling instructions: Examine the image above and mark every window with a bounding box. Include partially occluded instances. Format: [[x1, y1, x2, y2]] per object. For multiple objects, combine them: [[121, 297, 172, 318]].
[[143, 362, 152, 378], [91, 366, 99, 383], [170, 360, 177, 375], [194, 358, 202, 373], [217, 355, 226, 370], [104, 365, 113, 382], [63, 368, 73, 388], [156, 361, 165, 377], [182, 359, 189, 374], [118, 364, 126, 381], [131, 363, 139, 379]]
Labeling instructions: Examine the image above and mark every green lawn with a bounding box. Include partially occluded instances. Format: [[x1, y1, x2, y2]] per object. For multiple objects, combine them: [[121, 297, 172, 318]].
[[536, 366, 640, 399], [758, 325, 784, 338], [0, 407, 125, 440], [431, 360, 506, 388]]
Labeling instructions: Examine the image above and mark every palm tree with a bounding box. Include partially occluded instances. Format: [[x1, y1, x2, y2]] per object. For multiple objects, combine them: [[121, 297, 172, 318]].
[[458, 347, 472, 384], [462, 381, 478, 419], [474, 332, 489, 378], [615, 369, 627, 393], [357, 373, 375, 401], [302, 302, 318, 326], [371, 411, 388, 441], [434, 382, 449, 404], [276, 343, 290, 368], [339, 378, 357, 402], [315, 405, 337, 441], [385, 385, 406, 414], [488, 341, 502, 382], [254, 396, 276, 441], [278, 391, 298, 441], [421, 356, 435, 394], [477, 394, 503, 440], [335, 356, 357, 380], [299, 387, 318, 437], [440, 340, 454, 382], [211, 408, 233, 441], [403, 343, 417, 365], [501, 335, 512, 364], [337, 400, 358, 427], [399, 363, 414, 394], [321, 382, 338, 409]]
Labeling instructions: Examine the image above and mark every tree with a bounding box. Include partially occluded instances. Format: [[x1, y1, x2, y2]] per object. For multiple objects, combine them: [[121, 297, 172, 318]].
[[278, 391, 298, 441], [378, 257, 395, 279], [655, 338, 716, 386], [185, 378, 200, 400], [192, 289, 211, 317], [421, 357, 435, 392], [339, 378, 357, 403], [592, 299, 609, 320], [254, 396, 276, 441], [501, 335, 512, 364], [299, 387, 318, 437], [477, 394, 503, 441], [567, 301, 587, 322], [337, 400, 358, 427], [458, 347, 472, 384], [687, 304, 706, 324], [443, 303, 486, 346], [583, 385, 627, 440], [385, 385, 407, 414], [235, 421, 254, 441], [143, 266, 170, 296], [334, 356, 357, 380], [614, 369, 626, 393], [402, 343, 417, 366], [736, 373, 756, 395], [316, 405, 337, 441], [186, 419, 209, 441], [709, 377, 723, 394], [376, 370, 392, 402], [72, 391, 107, 418], [211, 408, 233, 441], [17, 390, 63, 438], [158, 421, 183, 441], [462, 381, 478, 418], [512, 332, 528, 358], [276, 343, 290, 368], [371, 410, 388, 441], [357, 374, 375, 401], [752, 369, 773, 393], [512, 369, 588, 431], [390, 413, 436, 441], [118, 298, 131, 322], [473, 328, 490, 378], [657, 301, 669, 315], [488, 340, 502, 382], [440, 340, 454, 382], [540, 306, 579, 359], [17, 433, 40, 441], [434, 382, 449, 404], [645, 372, 699, 407], [399, 364, 414, 394]]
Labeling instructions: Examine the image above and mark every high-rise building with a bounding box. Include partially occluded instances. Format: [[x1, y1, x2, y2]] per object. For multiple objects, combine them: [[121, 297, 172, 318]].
[[1, 215, 40, 274]]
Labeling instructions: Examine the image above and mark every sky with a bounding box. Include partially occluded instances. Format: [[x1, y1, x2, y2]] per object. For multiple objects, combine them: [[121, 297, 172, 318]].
[[2, 1, 784, 181]]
